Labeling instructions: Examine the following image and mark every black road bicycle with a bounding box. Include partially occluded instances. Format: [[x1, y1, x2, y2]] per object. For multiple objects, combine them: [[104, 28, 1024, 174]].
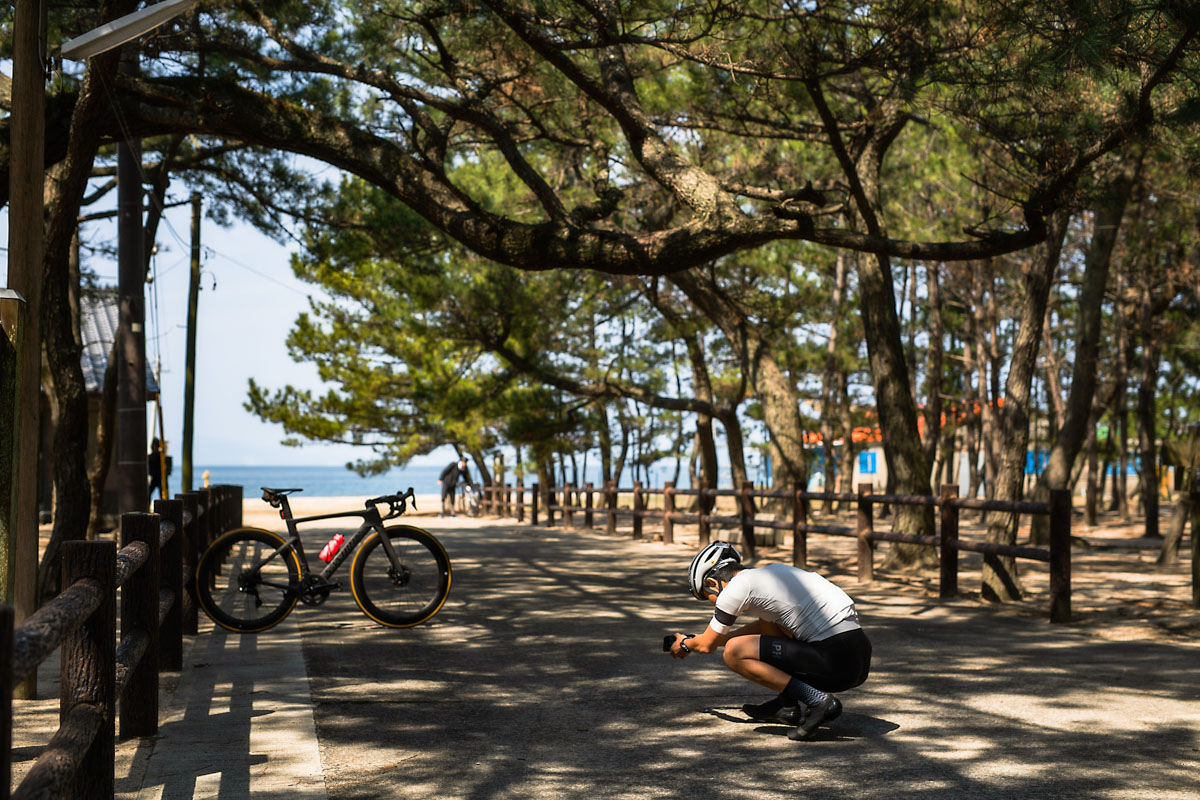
[[195, 487, 451, 633]]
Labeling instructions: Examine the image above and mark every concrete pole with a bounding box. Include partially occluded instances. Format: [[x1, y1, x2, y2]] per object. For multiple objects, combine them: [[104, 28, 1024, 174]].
[[5, 0, 47, 700], [116, 50, 148, 514]]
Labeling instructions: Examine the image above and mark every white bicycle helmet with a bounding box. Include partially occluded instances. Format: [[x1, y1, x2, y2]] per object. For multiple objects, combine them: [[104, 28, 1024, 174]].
[[689, 541, 741, 600]]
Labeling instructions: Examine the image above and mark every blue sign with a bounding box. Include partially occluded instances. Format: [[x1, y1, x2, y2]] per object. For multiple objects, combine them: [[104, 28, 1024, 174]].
[[1025, 451, 1048, 475], [859, 451, 877, 475]]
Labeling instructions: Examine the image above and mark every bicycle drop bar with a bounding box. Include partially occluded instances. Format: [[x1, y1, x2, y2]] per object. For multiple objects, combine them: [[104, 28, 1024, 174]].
[[364, 487, 417, 517]]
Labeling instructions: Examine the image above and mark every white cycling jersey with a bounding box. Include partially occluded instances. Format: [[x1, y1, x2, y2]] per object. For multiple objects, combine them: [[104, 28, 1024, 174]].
[[709, 563, 859, 642]]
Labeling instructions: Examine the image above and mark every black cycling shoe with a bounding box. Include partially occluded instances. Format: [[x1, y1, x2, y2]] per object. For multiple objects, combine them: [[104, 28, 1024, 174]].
[[742, 695, 804, 725], [787, 696, 842, 741]]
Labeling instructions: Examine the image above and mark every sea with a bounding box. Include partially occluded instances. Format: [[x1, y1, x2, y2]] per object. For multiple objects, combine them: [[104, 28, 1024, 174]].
[[192, 463, 450, 498], [190, 462, 753, 498]]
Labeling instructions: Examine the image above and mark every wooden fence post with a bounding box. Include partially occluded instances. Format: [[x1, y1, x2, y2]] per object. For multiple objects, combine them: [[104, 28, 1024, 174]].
[[565, 484, 576, 528], [154, 498, 184, 671], [61, 540, 116, 799], [1, 604, 10, 800], [632, 481, 644, 539], [856, 484, 875, 582], [196, 487, 213, 575], [120, 513, 160, 738], [210, 486, 223, 534], [531, 482, 539, 526], [517, 481, 525, 523], [698, 480, 711, 545], [546, 484, 556, 527], [663, 481, 675, 544], [584, 483, 595, 529], [177, 492, 199, 635], [504, 484, 512, 518], [230, 484, 243, 528], [1049, 488, 1072, 623], [792, 484, 807, 568], [939, 484, 959, 599], [739, 480, 756, 557], [605, 481, 617, 536]]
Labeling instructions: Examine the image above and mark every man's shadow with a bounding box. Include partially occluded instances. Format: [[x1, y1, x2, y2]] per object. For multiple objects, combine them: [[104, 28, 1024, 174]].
[[705, 707, 899, 741]]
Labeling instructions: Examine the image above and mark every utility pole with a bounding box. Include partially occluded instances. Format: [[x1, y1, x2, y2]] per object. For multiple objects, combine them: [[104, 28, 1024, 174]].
[[182, 193, 202, 492], [116, 49, 148, 515], [5, 0, 47, 700]]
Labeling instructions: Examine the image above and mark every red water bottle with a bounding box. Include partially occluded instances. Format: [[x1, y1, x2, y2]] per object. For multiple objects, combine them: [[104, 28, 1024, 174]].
[[319, 533, 344, 562]]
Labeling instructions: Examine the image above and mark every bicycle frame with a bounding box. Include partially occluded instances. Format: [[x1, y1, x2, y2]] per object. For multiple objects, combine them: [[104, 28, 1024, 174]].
[[271, 494, 406, 583]]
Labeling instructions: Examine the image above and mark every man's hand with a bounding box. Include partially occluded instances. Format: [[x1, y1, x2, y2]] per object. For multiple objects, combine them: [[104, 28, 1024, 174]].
[[669, 633, 692, 659]]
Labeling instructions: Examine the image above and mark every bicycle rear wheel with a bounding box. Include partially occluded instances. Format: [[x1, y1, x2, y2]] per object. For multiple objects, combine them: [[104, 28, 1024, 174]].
[[350, 525, 451, 628], [196, 527, 302, 633]]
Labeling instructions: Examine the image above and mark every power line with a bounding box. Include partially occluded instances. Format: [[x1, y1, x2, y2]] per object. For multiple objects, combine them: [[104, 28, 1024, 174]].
[[202, 246, 309, 297]]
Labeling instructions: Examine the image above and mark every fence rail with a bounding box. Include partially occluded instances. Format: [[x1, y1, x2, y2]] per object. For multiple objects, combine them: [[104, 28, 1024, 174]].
[[2, 484, 243, 800], [481, 480, 1071, 623]]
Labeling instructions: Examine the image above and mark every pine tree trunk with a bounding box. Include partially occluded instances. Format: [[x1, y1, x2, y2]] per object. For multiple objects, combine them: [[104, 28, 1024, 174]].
[[1136, 334, 1162, 539], [38, 163, 102, 601], [684, 333, 720, 503], [87, 337, 119, 540], [669, 272, 809, 490], [596, 401, 613, 485], [983, 210, 1070, 602], [836, 377, 857, 514], [1084, 411, 1100, 527], [1158, 490, 1190, 564], [819, 252, 850, 514], [717, 409, 749, 493], [806, 88, 935, 565], [921, 264, 944, 475], [1030, 182, 1127, 543]]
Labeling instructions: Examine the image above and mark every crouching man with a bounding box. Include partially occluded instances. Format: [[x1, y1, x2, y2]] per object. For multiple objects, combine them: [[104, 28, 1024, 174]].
[[668, 542, 871, 741]]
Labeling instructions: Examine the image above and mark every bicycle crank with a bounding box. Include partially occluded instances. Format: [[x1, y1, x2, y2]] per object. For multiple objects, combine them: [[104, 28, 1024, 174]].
[[298, 575, 342, 605]]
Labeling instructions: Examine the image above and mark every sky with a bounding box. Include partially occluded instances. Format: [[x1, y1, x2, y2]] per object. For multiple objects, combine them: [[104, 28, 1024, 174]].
[[1, 202, 454, 468]]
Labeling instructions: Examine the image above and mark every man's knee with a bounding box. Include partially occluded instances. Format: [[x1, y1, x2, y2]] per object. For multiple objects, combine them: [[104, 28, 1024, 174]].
[[723, 636, 758, 670]]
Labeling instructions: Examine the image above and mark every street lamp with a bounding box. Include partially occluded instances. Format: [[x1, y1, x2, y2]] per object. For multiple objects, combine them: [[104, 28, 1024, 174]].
[[60, 0, 198, 59]]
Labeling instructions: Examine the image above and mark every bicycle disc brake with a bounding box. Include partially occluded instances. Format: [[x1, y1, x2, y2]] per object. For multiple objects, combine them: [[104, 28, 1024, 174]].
[[388, 564, 412, 587]]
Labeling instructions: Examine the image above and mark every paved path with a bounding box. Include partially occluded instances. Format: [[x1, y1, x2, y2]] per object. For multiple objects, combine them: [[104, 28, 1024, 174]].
[[294, 519, 1200, 800], [11, 515, 1200, 799]]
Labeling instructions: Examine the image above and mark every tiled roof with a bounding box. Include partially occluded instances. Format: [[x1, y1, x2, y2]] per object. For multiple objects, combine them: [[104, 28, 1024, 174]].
[[80, 289, 160, 396]]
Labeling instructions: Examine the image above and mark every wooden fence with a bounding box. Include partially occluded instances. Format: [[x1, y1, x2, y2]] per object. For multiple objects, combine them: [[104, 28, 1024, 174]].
[[1, 485, 242, 800], [482, 480, 1072, 623]]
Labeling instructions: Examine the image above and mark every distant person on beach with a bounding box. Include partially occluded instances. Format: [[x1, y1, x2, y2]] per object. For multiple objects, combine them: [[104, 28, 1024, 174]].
[[666, 542, 871, 741], [438, 456, 473, 517], [148, 438, 173, 501]]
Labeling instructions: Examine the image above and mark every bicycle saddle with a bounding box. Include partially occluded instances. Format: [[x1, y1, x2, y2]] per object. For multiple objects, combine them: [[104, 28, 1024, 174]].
[[261, 487, 304, 504]]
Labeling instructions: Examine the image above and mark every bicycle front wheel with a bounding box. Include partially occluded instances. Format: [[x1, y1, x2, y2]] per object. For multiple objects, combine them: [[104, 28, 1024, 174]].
[[350, 525, 451, 628], [196, 527, 302, 633]]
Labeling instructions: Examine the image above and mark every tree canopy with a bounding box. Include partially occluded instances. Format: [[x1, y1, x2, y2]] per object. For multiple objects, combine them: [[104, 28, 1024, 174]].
[[4, 0, 1200, 597]]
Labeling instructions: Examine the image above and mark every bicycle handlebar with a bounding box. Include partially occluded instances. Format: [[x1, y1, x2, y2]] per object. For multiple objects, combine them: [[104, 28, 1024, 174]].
[[365, 487, 416, 519]]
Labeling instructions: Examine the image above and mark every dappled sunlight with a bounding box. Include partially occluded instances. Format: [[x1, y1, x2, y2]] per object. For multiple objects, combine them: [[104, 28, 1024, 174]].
[[285, 515, 1200, 799]]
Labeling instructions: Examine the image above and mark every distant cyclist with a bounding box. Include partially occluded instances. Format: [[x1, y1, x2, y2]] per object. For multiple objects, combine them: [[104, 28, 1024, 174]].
[[438, 455, 473, 517], [667, 542, 871, 741]]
